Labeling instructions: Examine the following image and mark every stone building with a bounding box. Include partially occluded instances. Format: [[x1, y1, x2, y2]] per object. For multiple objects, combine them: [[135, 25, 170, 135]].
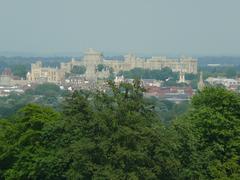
[[27, 61, 65, 83], [0, 68, 13, 86], [198, 71, 205, 90], [28, 49, 198, 83], [61, 49, 198, 81]]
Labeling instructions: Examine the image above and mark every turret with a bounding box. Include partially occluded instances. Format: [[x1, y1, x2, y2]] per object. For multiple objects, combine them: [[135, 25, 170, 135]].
[[198, 71, 205, 90]]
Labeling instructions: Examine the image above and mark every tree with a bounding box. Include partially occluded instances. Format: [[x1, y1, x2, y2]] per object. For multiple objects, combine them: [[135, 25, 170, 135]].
[[71, 65, 86, 75], [185, 73, 198, 80], [120, 67, 179, 81], [0, 104, 60, 179], [10, 64, 29, 78], [225, 67, 237, 78], [28, 83, 61, 96], [173, 87, 240, 179], [56, 80, 180, 179], [97, 64, 107, 72], [0, 80, 180, 179], [5, 81, 240, 179]]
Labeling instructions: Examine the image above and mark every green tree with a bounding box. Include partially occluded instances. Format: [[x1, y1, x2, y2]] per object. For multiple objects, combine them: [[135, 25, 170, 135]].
[[225, 67, 237, 78], [29, 83, 60, 96], [0, 80, 180, 179], [97, 64, 106, 71], [71, 65, 86, 75], [120, 67, 179, 81], [56, 80, 180, 179], [0, 104, 60, 179], [10, 64, 29, 78], [173, 87, 240, 179]]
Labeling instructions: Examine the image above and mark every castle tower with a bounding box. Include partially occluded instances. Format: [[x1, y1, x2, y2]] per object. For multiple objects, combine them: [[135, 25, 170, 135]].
[[198, 71, 205, 90], [83, 48, 103, 81], [124, 53, 137, 70], [26, 72, 31, 81]]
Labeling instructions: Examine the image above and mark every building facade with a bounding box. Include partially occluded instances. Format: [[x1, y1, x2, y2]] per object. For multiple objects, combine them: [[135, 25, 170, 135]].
[[27, 61, 65, 83], [28, 49, 198, 83], [61, 49, 198, 81]]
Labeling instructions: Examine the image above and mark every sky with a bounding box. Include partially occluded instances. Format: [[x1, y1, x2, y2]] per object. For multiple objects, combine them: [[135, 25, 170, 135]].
[[0, 0, 240, 56]]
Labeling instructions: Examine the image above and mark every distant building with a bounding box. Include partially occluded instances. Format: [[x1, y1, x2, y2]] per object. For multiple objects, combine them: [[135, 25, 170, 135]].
[[145, 85, 193, 102], [2, 68, 13, 76], [114, 75, 125, 85], [207, 64, 221, 67], [142, 79, 162, 87], [0, 75, 13, 86], [26, 48, 198, 84], [27, 61, 65, 84], [198, 71, 205, 90], [178, 71, 186, 83], [61, 49, 198, 81], [206, 77, 238, 89], [0, 68, 14, 86]]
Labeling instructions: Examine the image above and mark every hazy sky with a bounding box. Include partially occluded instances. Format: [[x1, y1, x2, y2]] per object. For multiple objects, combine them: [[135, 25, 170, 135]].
[[0, 0, 239, 56]]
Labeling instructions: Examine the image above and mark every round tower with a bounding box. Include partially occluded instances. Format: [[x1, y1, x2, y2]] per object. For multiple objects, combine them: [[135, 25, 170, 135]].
[[83, 48, 103, 81]]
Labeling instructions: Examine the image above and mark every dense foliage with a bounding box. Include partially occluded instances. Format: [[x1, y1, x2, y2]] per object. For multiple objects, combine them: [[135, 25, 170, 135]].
[[173, 87, 240, 179], [9, 64, 28, 78], [118, 67, 198, 88], [0, 56, 71, 76], [97, 64, 107, 72], [146, 97, 190, 124], [201, 66, 239, 79], [118, 67, 178, 81], [0, 82, 240, 179], [0, 83, 68, 118], [71, 65, 86, 75]]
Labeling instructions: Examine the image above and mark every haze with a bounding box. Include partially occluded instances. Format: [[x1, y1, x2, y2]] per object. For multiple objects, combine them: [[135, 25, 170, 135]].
[[0, 0, 239, 56]]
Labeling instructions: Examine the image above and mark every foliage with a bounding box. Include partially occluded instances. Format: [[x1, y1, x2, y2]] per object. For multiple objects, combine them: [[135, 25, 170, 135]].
[[0, 104, 60, 179], [0, 83, 240, 179], [185, 73, 198, 80], [0, 80, 180, 179], [108, 67, 115, 80], [119, 67, 178, 81], [71, 65, 86, 75], [189, 79, 198, 89], [201, 66, 238, 79], [173, 87, 240, 179], [0, 83, 67, 118], [97, 64, 107, 71], [54, 80, 180, 179], [145, 97, 190, 124], [0, 56, 70, 70], [119, 68, 198, 88], [30, 83, 60, 96], [9, 64, 29, 78], [0, 93, 33, 118]]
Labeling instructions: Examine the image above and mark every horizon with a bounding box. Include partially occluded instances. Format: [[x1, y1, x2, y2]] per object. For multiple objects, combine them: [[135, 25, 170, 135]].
[[1, 49, 240, 58]]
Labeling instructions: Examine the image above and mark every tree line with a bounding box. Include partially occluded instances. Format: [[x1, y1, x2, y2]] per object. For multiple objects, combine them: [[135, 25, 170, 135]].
[[0, 80, 240, 179]]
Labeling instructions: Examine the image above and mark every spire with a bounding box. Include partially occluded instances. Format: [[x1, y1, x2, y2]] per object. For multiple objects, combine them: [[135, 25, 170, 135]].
[[198, 71, 205, 90], [178, 71, 185, 83], [178, 66, 185, 83]]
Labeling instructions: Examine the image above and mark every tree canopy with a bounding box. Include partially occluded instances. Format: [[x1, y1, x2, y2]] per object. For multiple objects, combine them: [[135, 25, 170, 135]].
[[71, 65, 86, 75], [0, 84, 240, 179], [96, 64, 107, 72], [119, 67, 178, 81], [173, 87, 240, 179]]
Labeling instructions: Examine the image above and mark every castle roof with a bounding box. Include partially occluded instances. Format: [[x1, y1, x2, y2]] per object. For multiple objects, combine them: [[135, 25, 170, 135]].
[[85, 48, 102, 56]]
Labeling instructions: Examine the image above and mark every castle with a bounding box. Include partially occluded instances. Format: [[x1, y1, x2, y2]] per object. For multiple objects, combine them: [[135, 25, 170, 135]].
[[27, 48, 198, 83], [27, 61, 65, 83]]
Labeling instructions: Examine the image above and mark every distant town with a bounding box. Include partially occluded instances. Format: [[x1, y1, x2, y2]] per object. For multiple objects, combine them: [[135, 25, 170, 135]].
[[0, 49, 240, 102]]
